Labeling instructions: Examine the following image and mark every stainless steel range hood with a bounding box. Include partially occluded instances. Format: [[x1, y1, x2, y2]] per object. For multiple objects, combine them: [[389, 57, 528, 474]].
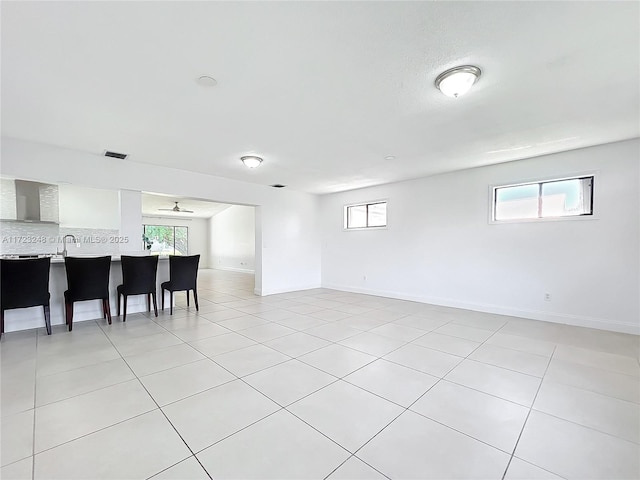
[[0, 179, 59, 224]]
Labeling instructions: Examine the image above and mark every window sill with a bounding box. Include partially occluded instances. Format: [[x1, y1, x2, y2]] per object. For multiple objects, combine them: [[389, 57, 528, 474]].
[[343, 226, 388, 231], [489, 215, 599, 225]]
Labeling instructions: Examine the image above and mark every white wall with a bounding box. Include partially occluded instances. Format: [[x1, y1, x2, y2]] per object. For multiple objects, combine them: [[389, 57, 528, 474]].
[[209, 205, 255, 272], [143, 215, 210, 267], [59, 184, 120, 229], [1, 137, 322, 295], [320, 139, 640, 334], [119, 190, 144, 255]]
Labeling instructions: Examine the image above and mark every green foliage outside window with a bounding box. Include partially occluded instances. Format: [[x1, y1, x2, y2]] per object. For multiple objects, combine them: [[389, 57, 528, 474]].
[[143, 225, 188, 255]]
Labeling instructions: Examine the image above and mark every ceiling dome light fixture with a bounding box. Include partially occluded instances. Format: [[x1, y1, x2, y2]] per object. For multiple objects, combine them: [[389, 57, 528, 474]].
[[435, 65, 481, 98], [241, 155, 263, 168]]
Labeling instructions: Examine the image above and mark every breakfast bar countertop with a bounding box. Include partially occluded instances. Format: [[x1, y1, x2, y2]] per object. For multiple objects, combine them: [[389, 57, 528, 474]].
[[0, 254, 170, 263]]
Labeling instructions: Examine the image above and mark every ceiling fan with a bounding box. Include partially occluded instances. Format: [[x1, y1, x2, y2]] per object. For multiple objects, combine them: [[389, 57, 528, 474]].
[[158, 201, 194, 213]]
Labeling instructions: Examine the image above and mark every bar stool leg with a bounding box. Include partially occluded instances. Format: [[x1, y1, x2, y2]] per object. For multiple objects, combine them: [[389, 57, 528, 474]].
[[66, 302, 74, 331], [170, 291, 174, 315], [193, 289, 199, 311], [43, 304, 52, 335], [0, 310, 4, 338], [122, 297, 127, 323], [104, 298, 112, 325], [152, 292, 158, 317], [186, 291, 190, 307]]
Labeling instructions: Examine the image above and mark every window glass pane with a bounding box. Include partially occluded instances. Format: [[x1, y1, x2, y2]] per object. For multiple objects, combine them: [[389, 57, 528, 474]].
[[367, 202, 387, 227], [495, 184, 539, 220], [174, 227, 189, 255], [541, 178, 592, 217], [144, 225, 174, 255], [347, 205, 367, 228], [143, 225, 189, 255]]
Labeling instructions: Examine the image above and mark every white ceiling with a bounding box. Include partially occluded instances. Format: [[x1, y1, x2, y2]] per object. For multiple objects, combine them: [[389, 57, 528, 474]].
[[141, 193, 230, 219], [2, 2, 638, 194]]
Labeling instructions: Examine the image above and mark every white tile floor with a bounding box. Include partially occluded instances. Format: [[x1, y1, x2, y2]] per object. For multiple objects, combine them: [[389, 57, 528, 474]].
[[1, 269, 639, 480]]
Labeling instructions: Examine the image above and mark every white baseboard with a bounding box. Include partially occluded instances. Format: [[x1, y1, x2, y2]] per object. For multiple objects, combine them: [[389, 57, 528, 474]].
[[322, 283, 640, 335], [259, 284, 322, 297], [212, 266, 255, 274]]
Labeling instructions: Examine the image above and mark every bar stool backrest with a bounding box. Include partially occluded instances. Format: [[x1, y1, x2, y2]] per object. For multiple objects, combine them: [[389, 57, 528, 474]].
[[64, 256, 112, 302], [120, 255, 158, 294], [0, 257, 51, 310], [168, 255, 200, 290]]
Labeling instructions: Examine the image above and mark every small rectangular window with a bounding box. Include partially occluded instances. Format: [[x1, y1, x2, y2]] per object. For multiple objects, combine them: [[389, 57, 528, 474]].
[[345, 201, 387, 229], [493, 176, 593, 221]]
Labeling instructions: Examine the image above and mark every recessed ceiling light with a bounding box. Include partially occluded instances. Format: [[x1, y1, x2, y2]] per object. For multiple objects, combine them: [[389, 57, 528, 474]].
[[196, 75, 217, 87], [241, 156, 263, 168], [384, 155, 396, 161], [435, 65, 481, 98]]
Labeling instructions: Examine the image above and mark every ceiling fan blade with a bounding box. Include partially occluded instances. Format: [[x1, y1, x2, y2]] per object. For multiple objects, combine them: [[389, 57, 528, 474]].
[[158, 201, 194, 213]]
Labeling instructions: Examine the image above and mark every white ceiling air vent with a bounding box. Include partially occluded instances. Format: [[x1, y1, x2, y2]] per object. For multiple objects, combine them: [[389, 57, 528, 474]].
[[103, 150, 128, 159]]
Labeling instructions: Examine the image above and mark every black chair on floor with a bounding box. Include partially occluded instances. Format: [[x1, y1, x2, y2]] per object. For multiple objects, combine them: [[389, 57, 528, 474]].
[[117, 255, 158, 322], [0, 257, 52, 337], [64, 256, 112, 331], [161, 254, 200, 315]]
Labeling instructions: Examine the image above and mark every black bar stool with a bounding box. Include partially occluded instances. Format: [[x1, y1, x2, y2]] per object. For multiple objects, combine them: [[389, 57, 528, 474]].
[[161, 254, 200, 315], [117, 255, 158, 322], [0, 257, 52, 337], [64, 256, 112, 331]]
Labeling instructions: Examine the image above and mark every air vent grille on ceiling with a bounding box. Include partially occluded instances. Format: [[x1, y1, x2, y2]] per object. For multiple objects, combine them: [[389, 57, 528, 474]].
[[270, 184, 286, 188], [104, 150, 128, 159]]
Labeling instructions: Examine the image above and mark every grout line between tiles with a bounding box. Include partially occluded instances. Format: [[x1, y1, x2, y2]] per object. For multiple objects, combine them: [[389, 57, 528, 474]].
[[100, 327, 215, 480], [31, 329, 39, 480], [322, 454, 392, 480], [501, 345, 557, 480]]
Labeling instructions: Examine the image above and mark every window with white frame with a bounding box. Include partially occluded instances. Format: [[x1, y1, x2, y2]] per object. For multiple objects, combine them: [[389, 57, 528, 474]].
[[493, 176, 594, 221], [143, 225, 189, 255], [344, 201, 387, 229]]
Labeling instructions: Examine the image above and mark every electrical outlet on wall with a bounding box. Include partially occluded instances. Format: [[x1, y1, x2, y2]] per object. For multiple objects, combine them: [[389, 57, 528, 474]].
[[544, 293, 552, 301]]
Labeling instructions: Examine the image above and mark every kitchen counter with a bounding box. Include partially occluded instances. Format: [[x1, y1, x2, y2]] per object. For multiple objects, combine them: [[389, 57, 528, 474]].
[[1, 254, 170, 263], [2, 254, 171, 333]]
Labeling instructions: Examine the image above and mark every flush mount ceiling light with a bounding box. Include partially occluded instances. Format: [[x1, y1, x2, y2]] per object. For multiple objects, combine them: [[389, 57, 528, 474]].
[[241, 156, 263, 168], [435, 65, 481, 98]]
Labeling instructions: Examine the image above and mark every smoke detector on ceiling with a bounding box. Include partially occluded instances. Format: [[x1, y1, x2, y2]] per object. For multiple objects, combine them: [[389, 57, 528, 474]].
[[196, 75, 217, 87]]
